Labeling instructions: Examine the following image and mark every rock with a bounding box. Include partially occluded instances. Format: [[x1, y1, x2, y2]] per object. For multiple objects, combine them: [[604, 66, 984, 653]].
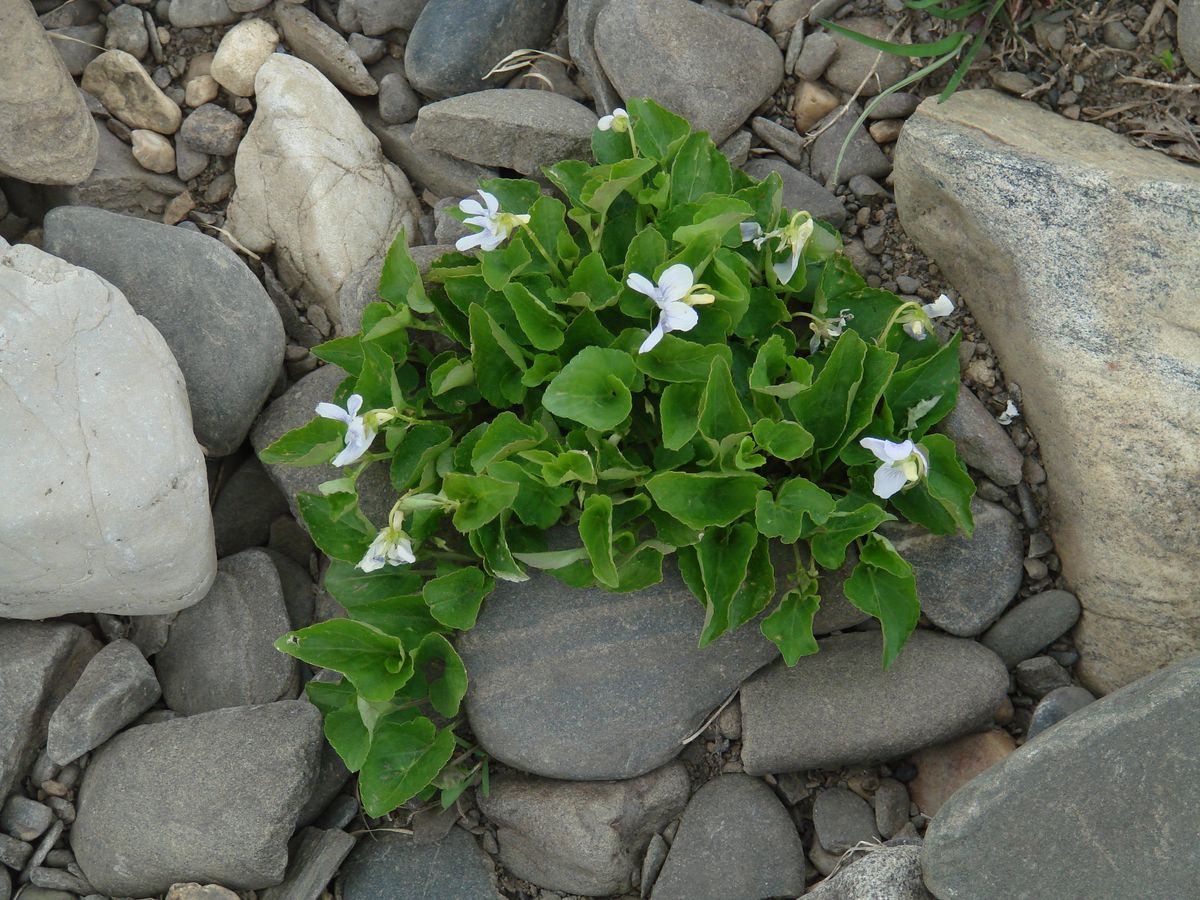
[[989, 69, 1035, 96], [923, 654, 1200, 898], [935, 385, 1023, 486], [82, 50, 182, 134], [45, 640, 161, 766], [741, 631, 1008, 773], [896, 89, 1200, 693], [338, 828, 500, 899], [167, 0, 238, 26], [718, 129, 751, 167], [185, 74, 220, 108], [813, 787, 879, 853], [275, 4, 377, 96], [175, 139, 209, 181], [595, 0, 783, 144], [651, 775, 805, 900], [259, 827, 356, 900], [0, 0, 98, 184], [1026, 684, 1095, 739], [908, 729, 1015, 816], [873, 778, 910, 838], [980, 589, 1081, 668], [227, 55, 420, 329], [742, 157, 846, 226], [348, 33, 385, 65], [477, 763, 690, 896], [166, 886, 240, 900], [0, 833, 33, 869], [47, 127, 185, 216], [130, 129, 176, 173], [72, 701, 322, 895], [879, 499, 1023, 636], [808, 843, 931, 899], [211, 19, 278, 97], [0, 622, 99, 802], [155, 549, 299, 715], [404, 0, 560, 99], [796, 31, 837, 81], [0, 240, 215, 617], [793, 79, 839, 132], [336, 244, 451, 333], [48, 23, 106, 76], [104, 3, 148, 58], [433, 198, 469, 245], [1014, 655, 1071, 699], [264, 548, 318, 630], [810, 100, 891, 184], [458, 564, 778, 780], [0, 866, 8, 900], [377, 72, 421, 124], [0, 796, 54, 842], [868, 91, 921, 119], [1182, 0, 1200, 76], [568, 0, 622, 114], [363, 114, 498, 199], [341, 0, 427, 35], [1102, 20, 1139, 50], [179, 103, 245, 155], [824, 17, 908, 95], [413, 89, 596, 177], [42, 206, 285, 456], [212, 457, 290, 557]]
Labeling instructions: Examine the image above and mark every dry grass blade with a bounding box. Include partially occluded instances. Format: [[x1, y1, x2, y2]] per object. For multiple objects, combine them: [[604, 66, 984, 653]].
[[1116, 76, 1200, 91], [484, 48, 571, 80]]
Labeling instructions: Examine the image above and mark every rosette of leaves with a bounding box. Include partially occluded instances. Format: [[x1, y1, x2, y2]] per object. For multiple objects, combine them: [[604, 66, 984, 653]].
[[261, 98, 976, 816]]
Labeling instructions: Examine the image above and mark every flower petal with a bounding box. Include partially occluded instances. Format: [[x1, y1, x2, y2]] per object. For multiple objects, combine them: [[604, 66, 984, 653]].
[[345, 394, 363, 417], [315, 402, 350, 423], [656, 263, 694, 303], [659, 300, 699, 333], [638, 323, 666, 354], [456, 231, 485, 252], [883, 438, 916, 461], [872, 463, 910, 500], [926, 293, 955, 318], [597, 115, 613, 131], [480, 231, 506, 252], [390, 537, 417, 565], [626, 272, 657, 298], [859, 437, 892, 462], [459, 198, 486, 216], [740, 222, 764, 243], [903, 321, 927, 340], [772, 249, 801, 286], [479, 190, 500, 215]]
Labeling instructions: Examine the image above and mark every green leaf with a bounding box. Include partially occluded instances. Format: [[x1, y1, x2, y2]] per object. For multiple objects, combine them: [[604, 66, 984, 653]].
[[413, 633, 468, 718], [469, 517, 528, 582], [579, 494, 619, 588], [305, 680, 372, 772], [843, 534, 920, 669], [645, 471, 766, 530], [390, 423, 453, 491], [749, 335, 813, 398], [790, 329, 867, 457], [810, 498, 895, 569], [822, 343, 897, 468], [628, 97, 691, 163], [276, 619, 411, 702], [469, 304, 527, 408], [488, 459, 572, 529], [670, 132, 733, 205], [885, 333, 962, 437], [568, 251, 622, 310], [615, 544, 665, 591], [503, 282, 566, 351], [659, 381, 703, 450], [698, 357, 752, 442], [359, 715, 456, 817], [754, 477, 836, 543], [761, 588, 821, 666], [635, 336, 733, 384], [752, 419, 814, 461], [889, 433, 976, 536], [311, 335, 364, 375], [695, 524, 757, 646], [296, 492, 375, 564], [582, 156, 658, 216], [324, 563, 440, 640], [422, 567, 491, 630], [442, 473, 519, 532], [821, 19, 971, 56], [470, 411, 545, 473], [545, 159, 591, 206], [378, 230, 433, 312], [543, 346, 637, 430], [532, 448, 597, 486], [355, 341, 400, 412], [258, 418, 344, 466]]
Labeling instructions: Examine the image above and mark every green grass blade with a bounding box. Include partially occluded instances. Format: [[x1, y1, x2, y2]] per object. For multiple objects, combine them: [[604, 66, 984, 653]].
[[820, 20, 970, 57], [938, 0, 1007, 99]]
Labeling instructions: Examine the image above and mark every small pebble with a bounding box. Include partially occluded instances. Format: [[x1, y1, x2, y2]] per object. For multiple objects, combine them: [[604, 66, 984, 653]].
[[1102, 20, 1139, 50], [163, 190, 196, 225], [867, 118, 904, 144], [0, 796, 53, 842], [184, 74, 220, 107], [1015, 656, 1072, 698], [131, 129, 177, 173], [991, 70, 1035, 95]]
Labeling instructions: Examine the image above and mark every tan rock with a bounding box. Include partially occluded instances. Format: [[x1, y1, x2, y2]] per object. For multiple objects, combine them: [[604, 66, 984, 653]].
[[130, 129, 176, 173], [184, 73, 219, 107], [868, 118, 904, 144], [793, 80, 838, 133], [82, 49, 183, 134], [274, 2, 377, 96], [211, 18, 278, 97], [909, 729, 1016, 816], [895, 90, 1200, 694]]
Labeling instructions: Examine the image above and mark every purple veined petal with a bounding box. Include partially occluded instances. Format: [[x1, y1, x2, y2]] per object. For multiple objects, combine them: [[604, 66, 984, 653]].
[[459, 197, 486, 216], [456, 231, 486, 252], [345, 394, 364, 418], [638, 323, 666, 354], [659, 300, 699, 333], [772, 249, 801, 286], [656, 263, 694, 304], [357, 535, 388, 572], [873, 463, 909, 499], [315, 401, 351, 423], [479, 190, 500, 216], [627, 272, 657, 298]]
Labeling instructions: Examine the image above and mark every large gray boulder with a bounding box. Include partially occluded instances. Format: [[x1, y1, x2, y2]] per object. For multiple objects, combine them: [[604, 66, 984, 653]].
[[922, 654, 1200, 898], [71, 700, 323, 896], [0, 240, 215, 619], [43, 207, 285, 456], [894, 90, 1200, 694]]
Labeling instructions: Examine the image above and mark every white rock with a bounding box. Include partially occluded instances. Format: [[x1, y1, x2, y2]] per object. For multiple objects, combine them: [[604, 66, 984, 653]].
[[211, 19, 279, 97], [226, 55, 420, 329], [0, 240, 216, 619]]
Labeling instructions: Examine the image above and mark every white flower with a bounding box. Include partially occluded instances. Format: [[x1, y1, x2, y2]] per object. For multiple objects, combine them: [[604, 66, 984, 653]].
[[357, 523, 416, 572], [860, 437, 929, 500], [628, 263, 714, 353], [998, 400, 1019, 425], [597, 107, 630, 132], [455, 190, 531, 253], [902, 293, 955, 340], [316, 393, 375, 467], [808, 308, 854, 354], [740, 212, 814, 285]]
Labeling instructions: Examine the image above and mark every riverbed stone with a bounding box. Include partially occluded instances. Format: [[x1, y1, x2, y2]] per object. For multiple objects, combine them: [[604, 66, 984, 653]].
[[363, 114, 498, 199], [909, 729, 1016, 816], [934, 384, 1023, 486], [923, 654, 1200, 898], [48, 126, 185, 217], [568, 0, 622, 114], [895, 89, 1200, 694], [0, 240, 215, 618], [211, 18, 279, 97], [813, 787, 878, 853], [741, 631, 1008, 773], [1026, 684, 1095, 739], [275, 3, 377, 96], [338, 828, 500, 899], [743, 156, 847, 227], [808, 843, 931, 900], [212, 457, 290, 557], [824, 16, 908, 96], [1182, 0, 1200, 75], [980, 589, 1081, 668], [82, 49, 182, 134]]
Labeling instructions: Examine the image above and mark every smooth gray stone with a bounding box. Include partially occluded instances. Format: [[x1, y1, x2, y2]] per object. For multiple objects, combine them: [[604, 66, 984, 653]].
[[0, 863, 8, 900], [980, 589, 1081, 668], [873, 778, 911, 839], [741, 631, 1008, 774], [71, 700, 323, 896], [167, 0, 238, 26], [264, 548, 318, 632], [808, 843, 931, 899], [743, 157, 847, 227], [935, 384, 1024, 486], [923, 655, 1200, 899], [810, 100, 892, 185], [813, 786, 879, 853], [178, 102, 245, 155], [0, 622, 99, 801], [568, 0, 622, 114], [43, 206, 284, 455], [338, 828, 501, 899], [155, 549, 299, 715], [0, 795, 53, 842], [275, 4, 377, 96], [45, 639, 161, 766], [345, 0, 428, 34], [1026, 684, 1095, 739], [46, 126, 184, 218], [1014, 655, 1071, 699], [651, 775, 805, 900], [880, 499, 1024, 637], [362, 113, 497, 200], [260, 827, 356, 900], [404, 0, 562, 99], [458, 563, 778, 780], [49, 24, 106, 76], [212, 456, 290, 558], [294, 738, 352, 829]]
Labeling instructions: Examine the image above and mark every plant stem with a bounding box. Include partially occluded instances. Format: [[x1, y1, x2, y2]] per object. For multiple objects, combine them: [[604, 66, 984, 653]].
[[521, 225, 568, 286]]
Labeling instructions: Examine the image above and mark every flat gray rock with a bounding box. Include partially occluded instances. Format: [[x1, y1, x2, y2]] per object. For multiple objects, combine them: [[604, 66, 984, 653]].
[[813, 786, 879, 853], [595, 0, 783, 144], [810, 100, 891, 185], [568, 0, 622, 114], [212, 457, 290, 558], [45, 639, 160, 766], [276, 4, 377, 96], [980, 589, 1081, 668], [651, 775, 805, 900], [923, 654, 1200, 898], [364, 114, 498, 203], [71, 700, 323, 896], [741, 631, 1008, 774], [934, 384, 1024, 486], [46, 127, 184, 219], [743, 157, 847, 227], [458, 564, 779, 780], [155, 549, 299, 715], [260, 827, 356, 900], [413, 89, 596, 176], [338, 828, 500, 899], [880, 499, 1024, 637], [43, 206, 285, 456], [477, 763, 689, 895], [0, 622, 99, 800]]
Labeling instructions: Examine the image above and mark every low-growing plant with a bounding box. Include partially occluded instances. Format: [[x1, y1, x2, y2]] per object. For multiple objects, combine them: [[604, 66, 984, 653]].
[[260, 98, 976, 816]]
